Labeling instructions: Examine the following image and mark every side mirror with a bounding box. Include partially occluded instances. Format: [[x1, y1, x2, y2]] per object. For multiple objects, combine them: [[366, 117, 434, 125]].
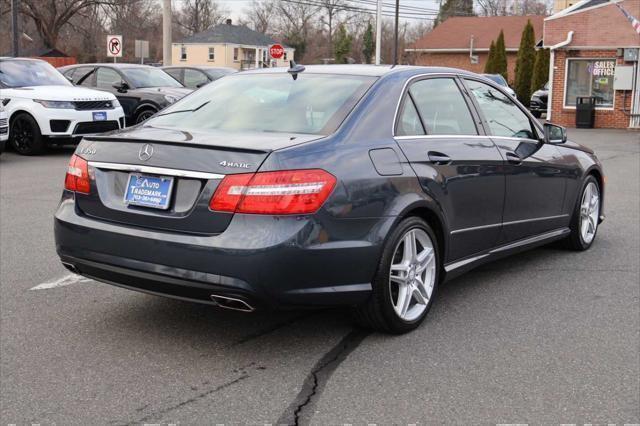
[[112, 81, 129, 92], [544, 122, 567, 144]]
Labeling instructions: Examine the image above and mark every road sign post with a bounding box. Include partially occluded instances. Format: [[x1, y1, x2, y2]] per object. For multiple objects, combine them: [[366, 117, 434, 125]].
[[135, 40, 149, 65], [107, 35, 123, 63]]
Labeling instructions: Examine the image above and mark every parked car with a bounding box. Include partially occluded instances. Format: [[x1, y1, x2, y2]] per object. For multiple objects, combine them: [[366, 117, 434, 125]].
[[530, 82, 549, 118], [162, 66, 236, 89], [481, 73, 516, 97], [55, 65, 604, 334], [0, 58, 125, 155], [58, 64, 192, 125], [0, 100, 8, 154]]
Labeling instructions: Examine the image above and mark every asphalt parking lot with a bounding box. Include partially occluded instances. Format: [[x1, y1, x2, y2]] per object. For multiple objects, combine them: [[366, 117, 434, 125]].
[[1, 128, 638, 424]]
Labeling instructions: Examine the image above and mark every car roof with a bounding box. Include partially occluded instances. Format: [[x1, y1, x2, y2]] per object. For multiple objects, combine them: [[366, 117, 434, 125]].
[[0, 57, 47, 63], [240, 64, 480, 78], [163, 65, 236, 71], [61, 63, 153, 69]]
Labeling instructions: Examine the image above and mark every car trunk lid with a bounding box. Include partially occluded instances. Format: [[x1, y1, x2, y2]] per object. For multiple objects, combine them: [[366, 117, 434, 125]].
[[73, 126, 321, 234]]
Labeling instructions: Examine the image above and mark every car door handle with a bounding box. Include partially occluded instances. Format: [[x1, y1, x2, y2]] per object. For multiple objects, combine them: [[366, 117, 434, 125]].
[[506, 152, 522, 165], [428, 151, 452, 165]]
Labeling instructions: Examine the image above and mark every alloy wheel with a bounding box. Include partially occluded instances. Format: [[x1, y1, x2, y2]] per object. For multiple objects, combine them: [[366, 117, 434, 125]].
[[389, 228, 437, 322], [12, 117, 35, 153], [579, 181, 600, 245], [136, 110, 155, 124]]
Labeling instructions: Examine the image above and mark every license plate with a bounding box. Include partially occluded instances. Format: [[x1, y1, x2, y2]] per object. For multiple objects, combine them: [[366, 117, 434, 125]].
[[124, 174, 174, 210], [93, 111, 107, 121]]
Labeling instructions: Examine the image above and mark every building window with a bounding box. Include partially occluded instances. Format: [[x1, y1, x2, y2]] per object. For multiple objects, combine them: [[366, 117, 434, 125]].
[[208, 47, 215, 61], [233, 48, 239, 61], [565, 59, 615, 108], [180, 46, 187, 61]]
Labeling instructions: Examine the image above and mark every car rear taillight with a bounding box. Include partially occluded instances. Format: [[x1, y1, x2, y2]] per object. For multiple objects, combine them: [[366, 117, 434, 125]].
[[210, 169, 336, 215], [64, 154, 91, 194]]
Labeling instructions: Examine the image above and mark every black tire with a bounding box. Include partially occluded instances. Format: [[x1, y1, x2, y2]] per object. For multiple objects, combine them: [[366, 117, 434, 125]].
[[563, 175, 601, 251], [10, 113, 46, 155], [531, 110, 542, 118], [354, 216, 440, 334], [134, 108, 157, 124]]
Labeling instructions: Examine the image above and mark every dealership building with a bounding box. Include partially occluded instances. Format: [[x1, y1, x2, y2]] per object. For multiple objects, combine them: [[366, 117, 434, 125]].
[[544, 0, 640, 129]]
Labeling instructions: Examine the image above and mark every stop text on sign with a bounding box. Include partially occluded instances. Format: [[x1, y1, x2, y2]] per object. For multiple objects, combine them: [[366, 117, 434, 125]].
[[269, 44, 285, 60]]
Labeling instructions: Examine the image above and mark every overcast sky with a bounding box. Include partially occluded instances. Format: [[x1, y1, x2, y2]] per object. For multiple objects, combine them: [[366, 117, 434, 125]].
[[218, 0, 442, 24]]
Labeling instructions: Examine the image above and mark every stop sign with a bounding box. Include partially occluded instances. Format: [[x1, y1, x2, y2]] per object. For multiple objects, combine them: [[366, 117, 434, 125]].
[[269, 44, 285, 60]]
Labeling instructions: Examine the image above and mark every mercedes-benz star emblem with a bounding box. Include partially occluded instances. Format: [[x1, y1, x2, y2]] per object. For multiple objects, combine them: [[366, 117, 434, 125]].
[[138, 144, 154, 161]]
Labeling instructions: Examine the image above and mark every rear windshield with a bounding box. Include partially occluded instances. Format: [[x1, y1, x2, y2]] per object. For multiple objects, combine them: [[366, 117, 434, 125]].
[[148, 73, 376, 135]]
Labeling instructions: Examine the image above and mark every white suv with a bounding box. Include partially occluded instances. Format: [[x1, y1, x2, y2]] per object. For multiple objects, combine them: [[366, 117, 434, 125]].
[[0, 100, 8, 154], [0, 58, 125, 155]]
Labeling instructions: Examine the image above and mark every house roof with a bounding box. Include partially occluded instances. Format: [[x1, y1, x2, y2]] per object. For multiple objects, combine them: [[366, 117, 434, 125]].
[[179, 23, 286, 47], [410, 15, 545, 51]]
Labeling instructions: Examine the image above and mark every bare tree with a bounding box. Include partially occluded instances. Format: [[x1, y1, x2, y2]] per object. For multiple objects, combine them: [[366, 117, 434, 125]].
[[317, 0, 347, 57], [244, 0, 276, 34], [276, 0, 319, 60], [18, 0, 122, 49], [176, 0, 228, 35]]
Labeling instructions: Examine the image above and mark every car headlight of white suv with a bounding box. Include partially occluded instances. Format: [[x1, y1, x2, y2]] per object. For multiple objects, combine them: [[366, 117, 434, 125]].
[[33, 99, 76, 109]]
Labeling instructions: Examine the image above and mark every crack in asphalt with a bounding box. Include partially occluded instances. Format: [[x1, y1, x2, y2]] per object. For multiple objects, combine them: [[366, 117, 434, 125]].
[[114, 374, 250, 425], [276, 328, 371, 426], [231, 313, 312, 347]]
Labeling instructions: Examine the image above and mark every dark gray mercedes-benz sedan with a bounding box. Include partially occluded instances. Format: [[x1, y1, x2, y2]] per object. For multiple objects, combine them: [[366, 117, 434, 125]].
[[55, 65, 604, 333]]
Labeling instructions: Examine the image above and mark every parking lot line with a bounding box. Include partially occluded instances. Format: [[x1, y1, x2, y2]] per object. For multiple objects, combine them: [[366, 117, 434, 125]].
[[30, 273, 92, 291]]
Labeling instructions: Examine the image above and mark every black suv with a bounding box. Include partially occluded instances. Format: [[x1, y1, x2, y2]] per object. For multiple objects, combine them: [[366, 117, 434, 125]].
[[59, 64, 192, 125], [530, 82, 549, 118]]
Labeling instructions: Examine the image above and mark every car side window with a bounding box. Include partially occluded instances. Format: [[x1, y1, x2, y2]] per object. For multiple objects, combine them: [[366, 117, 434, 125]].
[[408, 78, 478, 135], [184, 69, 208, 89], [397, 96, 425, 136], [74, 67, 95, 86], [466, 79, 537, 140], [96, 67, 122, 89], [164, 68, 182, 83]]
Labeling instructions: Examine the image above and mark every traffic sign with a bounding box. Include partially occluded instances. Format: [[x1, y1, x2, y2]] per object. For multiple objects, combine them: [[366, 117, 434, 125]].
[[135, 40, 149, 64], [269, 44, 285, 60], [107, 35, 123, 58]]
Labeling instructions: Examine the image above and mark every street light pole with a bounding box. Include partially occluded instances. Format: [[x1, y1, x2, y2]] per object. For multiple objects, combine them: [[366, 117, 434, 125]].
[[11, 0, 19, 57], [375, 0, 382, 65], [392, 0, 399, 65], [162, 0, 172, 66]]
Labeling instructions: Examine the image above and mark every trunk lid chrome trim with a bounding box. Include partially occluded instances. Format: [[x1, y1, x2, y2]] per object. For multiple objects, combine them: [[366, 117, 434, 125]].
[[88, 161, 225, 180]]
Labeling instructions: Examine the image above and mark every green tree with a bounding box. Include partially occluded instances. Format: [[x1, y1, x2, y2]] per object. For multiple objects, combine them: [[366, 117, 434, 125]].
[[514, 20, 536, 103], [362, 22, 374, 64], [531, 48, 550, 92], [283, 32, 307, 61], [494, 30, 508, 83], [435, 0, 474, 25], [484, 40, 496, 74], [334, 24, 352, 64]]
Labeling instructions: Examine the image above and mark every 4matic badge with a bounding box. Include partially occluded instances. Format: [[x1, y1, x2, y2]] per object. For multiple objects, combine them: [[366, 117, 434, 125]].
[[219, 160, 251, 169]]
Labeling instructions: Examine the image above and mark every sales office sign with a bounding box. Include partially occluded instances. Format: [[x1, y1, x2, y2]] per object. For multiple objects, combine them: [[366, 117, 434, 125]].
[[588, 60, 615, 76]]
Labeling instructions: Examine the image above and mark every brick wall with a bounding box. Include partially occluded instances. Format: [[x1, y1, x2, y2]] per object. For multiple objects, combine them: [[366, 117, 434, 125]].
[[412, 52, 519, 84], [550, 50, 632, 129]]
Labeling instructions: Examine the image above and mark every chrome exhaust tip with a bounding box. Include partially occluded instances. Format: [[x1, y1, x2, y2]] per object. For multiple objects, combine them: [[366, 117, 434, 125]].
[[210, 294, 255, 312], [61, 261, 78, 274]]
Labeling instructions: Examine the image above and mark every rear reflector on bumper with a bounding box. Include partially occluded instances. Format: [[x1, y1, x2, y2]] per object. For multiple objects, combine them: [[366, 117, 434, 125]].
[[209, 169, 336, 215]]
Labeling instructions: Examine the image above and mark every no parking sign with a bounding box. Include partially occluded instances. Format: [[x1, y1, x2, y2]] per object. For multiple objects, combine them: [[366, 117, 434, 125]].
[[107, 35, 123, 58]]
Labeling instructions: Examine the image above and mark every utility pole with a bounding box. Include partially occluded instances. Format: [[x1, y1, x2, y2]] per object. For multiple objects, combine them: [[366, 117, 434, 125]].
[[392, 0, 399, 65], [162, 0, 172, 65], [375, 0, 382, 64], [11, 0, 19, 57]]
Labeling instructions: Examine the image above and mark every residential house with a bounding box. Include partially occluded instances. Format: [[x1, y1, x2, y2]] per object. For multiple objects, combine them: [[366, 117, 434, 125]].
[[172, 20, 294, 70]]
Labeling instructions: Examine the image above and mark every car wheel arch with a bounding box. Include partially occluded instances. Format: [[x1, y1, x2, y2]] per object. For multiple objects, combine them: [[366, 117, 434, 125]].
[[134, 103, 159, 116]]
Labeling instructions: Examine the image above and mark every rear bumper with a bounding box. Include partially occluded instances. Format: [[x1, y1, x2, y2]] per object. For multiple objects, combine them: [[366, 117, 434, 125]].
[[54, 193, 384, 309]]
